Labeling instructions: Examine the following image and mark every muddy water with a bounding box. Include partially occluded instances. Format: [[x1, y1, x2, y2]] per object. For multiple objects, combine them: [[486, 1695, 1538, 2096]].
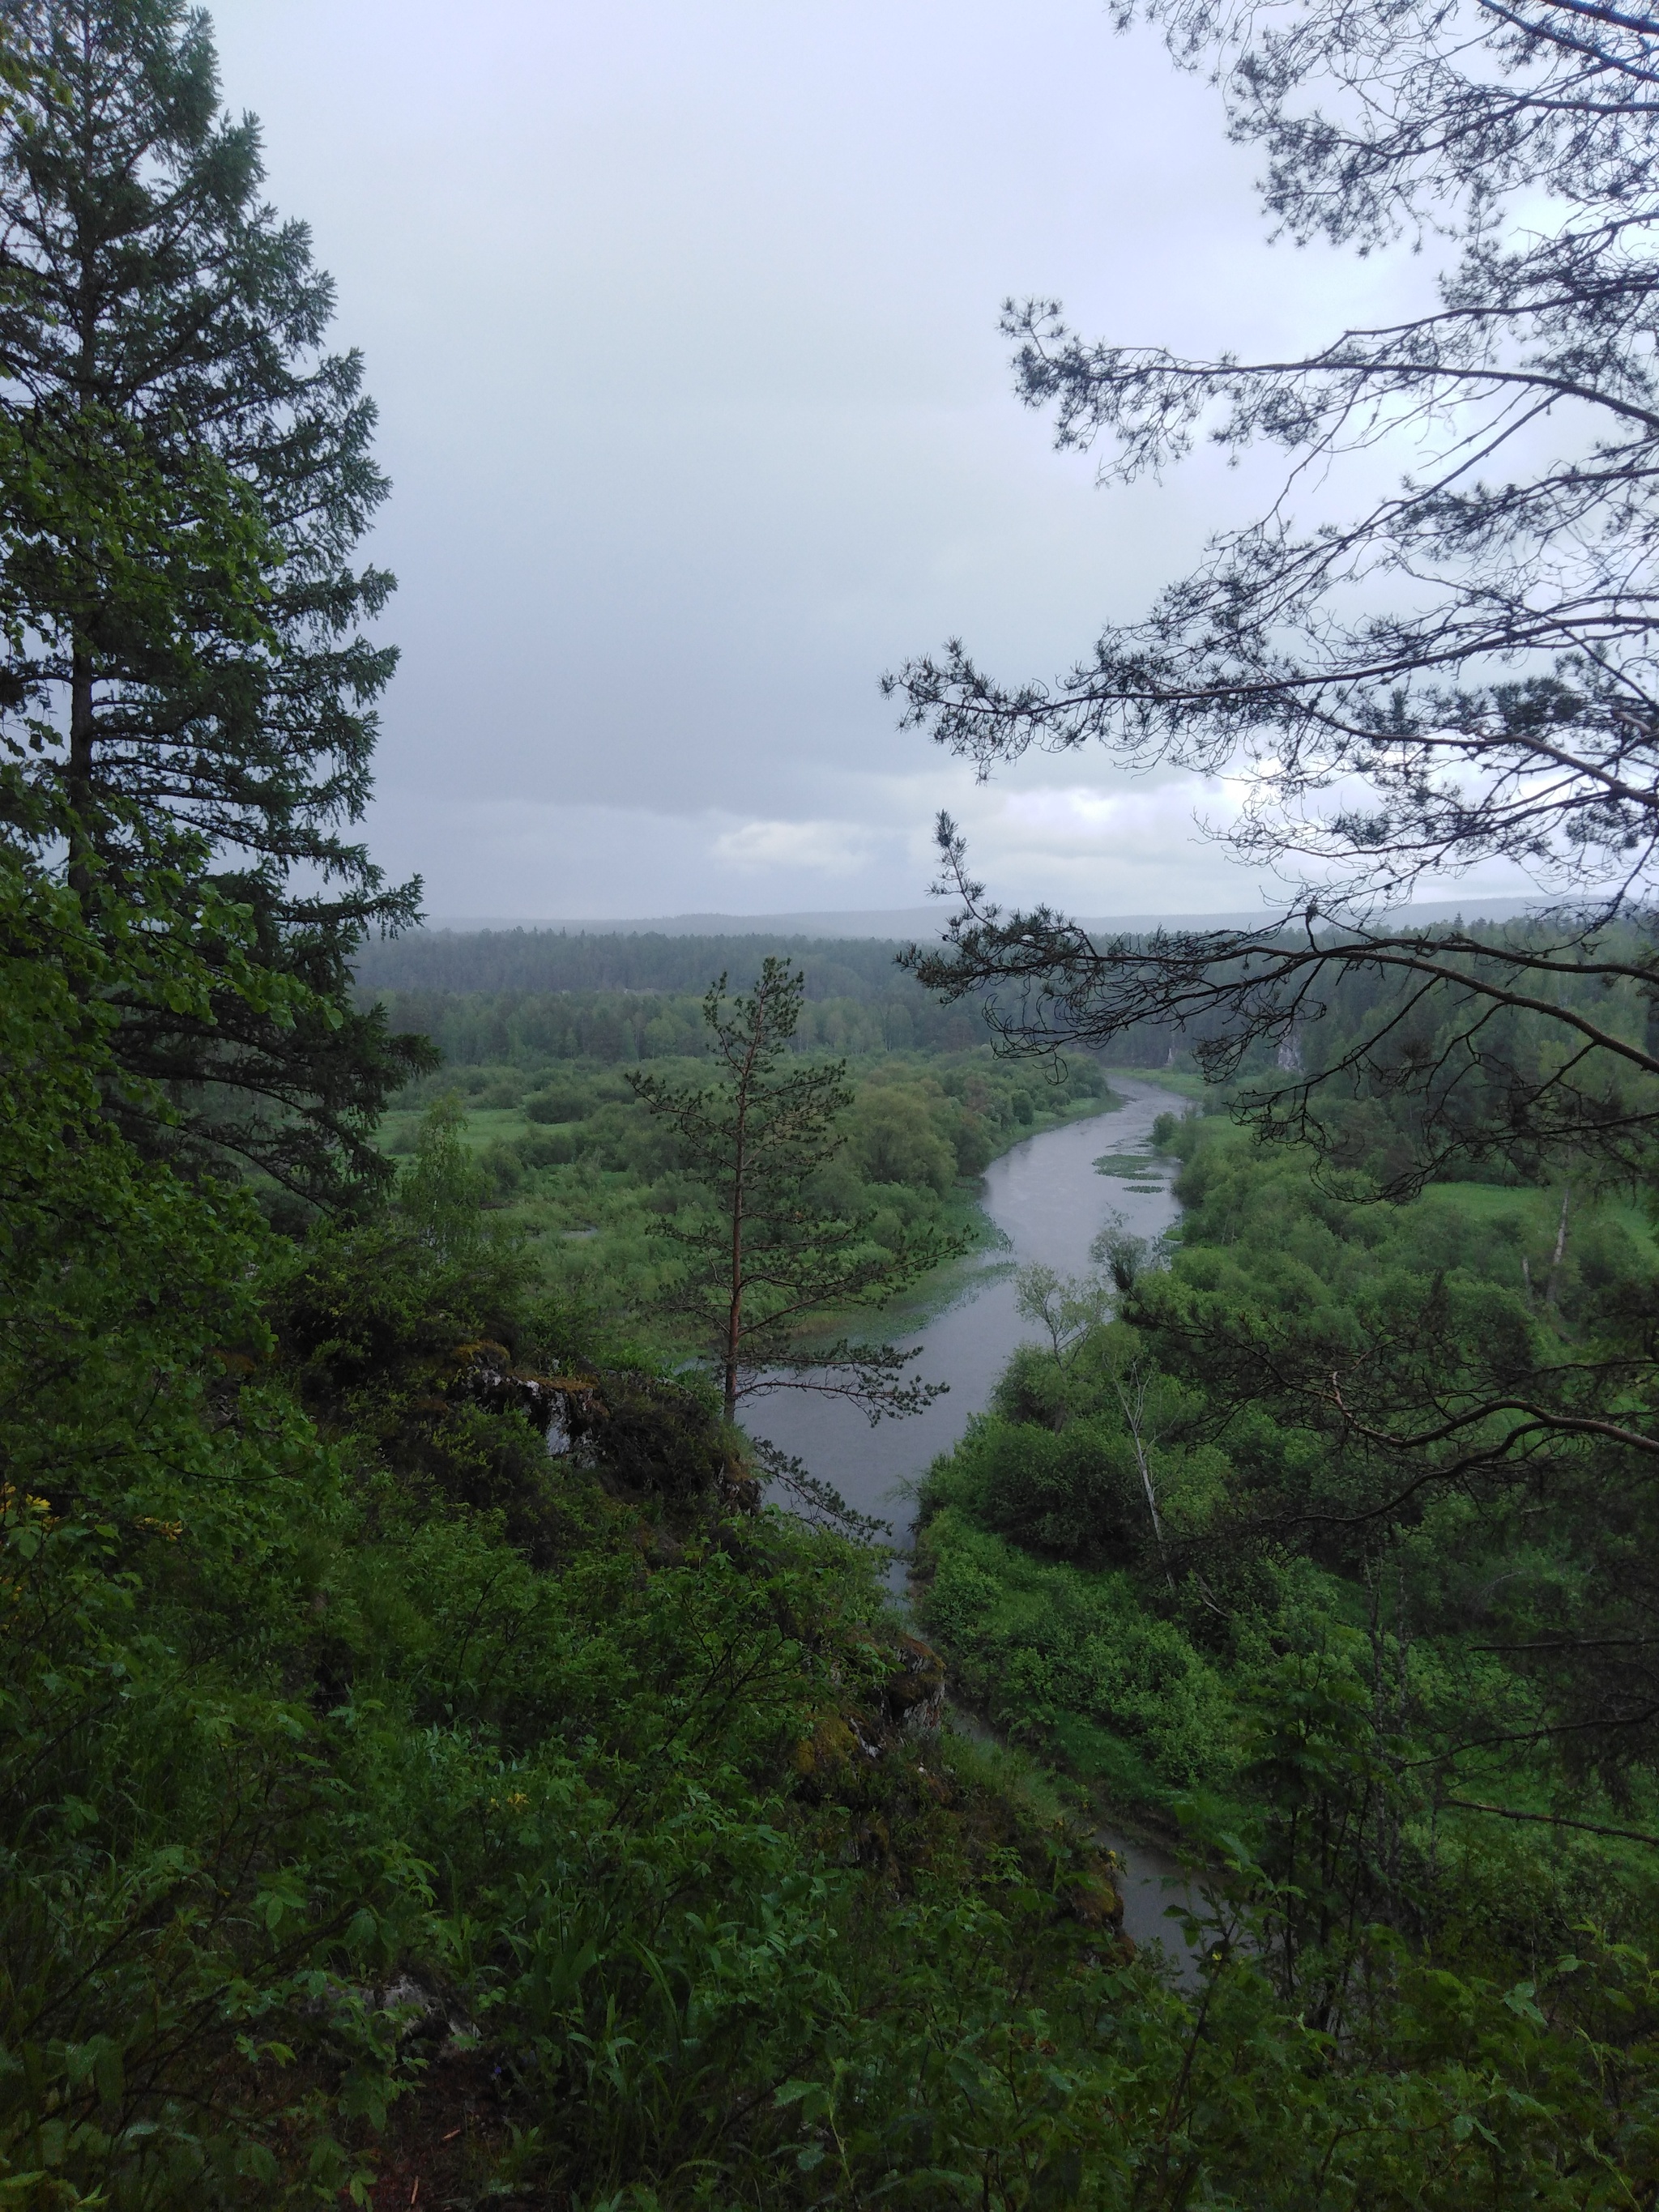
[[754, 1076, 1203, 1973]]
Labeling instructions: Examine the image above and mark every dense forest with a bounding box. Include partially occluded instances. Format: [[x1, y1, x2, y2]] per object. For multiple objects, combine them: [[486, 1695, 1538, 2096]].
[[920, 1101, 1659, 1875], [352, 931, 1004, 1063], [353, 929, 927, 1000], [9, 2, 1659, 2208]]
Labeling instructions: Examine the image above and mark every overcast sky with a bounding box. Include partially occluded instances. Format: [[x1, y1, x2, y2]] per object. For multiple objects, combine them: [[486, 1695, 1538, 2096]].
[[207, 1, 1486, 923]]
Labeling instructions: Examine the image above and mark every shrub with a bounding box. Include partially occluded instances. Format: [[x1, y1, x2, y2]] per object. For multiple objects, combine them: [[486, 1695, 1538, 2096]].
[[846, 1088, 956, 1195], [936, 1414, 1153, 1563], [525, 1082, 595, 1124]]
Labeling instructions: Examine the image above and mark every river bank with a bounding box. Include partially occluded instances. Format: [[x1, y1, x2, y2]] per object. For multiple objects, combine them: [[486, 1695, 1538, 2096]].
[[753, 1076, 1188, 1541], [756, 1073, 1205, 1972]]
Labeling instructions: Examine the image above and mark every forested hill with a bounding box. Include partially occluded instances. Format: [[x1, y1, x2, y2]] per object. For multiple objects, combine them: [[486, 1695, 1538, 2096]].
[[355, 927, 921, 1001], [354, 927, 1004, 1063]]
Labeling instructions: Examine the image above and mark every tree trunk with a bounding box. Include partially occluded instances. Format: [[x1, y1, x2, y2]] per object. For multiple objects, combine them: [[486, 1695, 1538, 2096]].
[[1115, 1369, 1171, 1588], [724, 1179, 743, 1426], [67, 641, 96, 900], [722, 974, 775, 1424], [724, 1076, 750, 1426], [1545, 1184, 1572, 1311]]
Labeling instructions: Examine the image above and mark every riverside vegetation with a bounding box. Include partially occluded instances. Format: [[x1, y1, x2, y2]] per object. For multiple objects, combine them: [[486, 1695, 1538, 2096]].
[[366, 974, 1108, 1341], [919, 1097, 1659, 1870], [18, 864, 1659, 2206], [9, 2, 1659, 2206]]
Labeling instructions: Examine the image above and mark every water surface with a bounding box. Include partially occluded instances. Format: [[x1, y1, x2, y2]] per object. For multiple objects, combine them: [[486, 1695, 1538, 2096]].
[[757, 1076, 1202, 1969], [754, 1076, 1185, 1536]]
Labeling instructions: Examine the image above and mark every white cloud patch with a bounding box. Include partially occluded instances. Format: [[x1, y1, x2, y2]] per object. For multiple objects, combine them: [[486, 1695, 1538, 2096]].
[[932, 777, 1267, 913], [996, 781, 1230, 849], [711, 817, 881, 875]]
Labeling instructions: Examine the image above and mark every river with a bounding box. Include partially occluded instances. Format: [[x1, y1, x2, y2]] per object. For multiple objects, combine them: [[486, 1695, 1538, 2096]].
[[755, 1074, 1201, 1968]]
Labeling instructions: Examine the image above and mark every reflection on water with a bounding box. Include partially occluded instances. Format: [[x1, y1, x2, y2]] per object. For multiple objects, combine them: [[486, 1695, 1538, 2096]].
[[755, 1075, 1205, 1976]]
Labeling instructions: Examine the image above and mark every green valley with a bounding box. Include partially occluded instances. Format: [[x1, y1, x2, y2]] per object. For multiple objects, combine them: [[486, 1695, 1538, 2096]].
[[10, 0, 1659, 2202]]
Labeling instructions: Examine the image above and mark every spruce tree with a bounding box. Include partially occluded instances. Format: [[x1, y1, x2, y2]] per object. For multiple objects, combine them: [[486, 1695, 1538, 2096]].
[[0, 1, 432, 1207]]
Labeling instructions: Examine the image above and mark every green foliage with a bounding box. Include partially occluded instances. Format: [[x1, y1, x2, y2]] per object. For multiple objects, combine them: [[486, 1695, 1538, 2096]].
[[919, 1511, 1239, 1792], [9, 833, 1659, 2204], [5, 35, 1659, 2185], [369, 964, 1115, 1098], [393, 1093, 497, 1255], [0, 854, 410, 2201], [629, 960, 966, 1423], [1120, 1117, 1659, 1775], [844, 1080, 959, 1194], [353, 927, 999, 1059], [369, 1049, 1107, 1353], [933, 1409, 1163, 1567], [0, 0, 431, 1206], [917, 1092, 1659, 2132]]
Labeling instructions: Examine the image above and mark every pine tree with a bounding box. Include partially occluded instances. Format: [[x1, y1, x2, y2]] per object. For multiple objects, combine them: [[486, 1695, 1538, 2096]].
[[0, 1, 433, 1207], [628, 957, 962, 1426]]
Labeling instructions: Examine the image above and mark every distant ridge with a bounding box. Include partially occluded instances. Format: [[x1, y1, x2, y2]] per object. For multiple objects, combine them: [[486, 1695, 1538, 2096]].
[[418, 910, 945, 940], [356, 894, 1563, 1004], [416, 896, 1543, 941]]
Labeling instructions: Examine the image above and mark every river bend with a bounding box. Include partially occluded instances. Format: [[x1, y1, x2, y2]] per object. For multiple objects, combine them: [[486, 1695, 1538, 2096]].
[[757, 1075, 1197, 1963]]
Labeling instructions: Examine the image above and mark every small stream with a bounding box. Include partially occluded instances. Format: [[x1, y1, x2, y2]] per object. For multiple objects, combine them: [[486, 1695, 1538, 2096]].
[[756, 1076, 1203, 1971]]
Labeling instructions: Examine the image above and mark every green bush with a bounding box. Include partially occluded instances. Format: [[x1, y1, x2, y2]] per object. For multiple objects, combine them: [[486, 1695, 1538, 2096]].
[[845, 1085, 957, 1195], [933, 1413, 1154, 1563], [516, 1125, 579, 1168], [919, 1512, 1239, 1789], [524, 1081, 594, 1124]]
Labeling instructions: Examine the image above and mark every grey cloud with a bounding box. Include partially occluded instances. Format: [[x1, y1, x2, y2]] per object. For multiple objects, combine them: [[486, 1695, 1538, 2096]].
[[207, 0, 1444, 918]]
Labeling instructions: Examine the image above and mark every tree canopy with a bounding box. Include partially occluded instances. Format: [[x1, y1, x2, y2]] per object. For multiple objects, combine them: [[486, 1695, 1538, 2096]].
[[0, 0, 429, 1208]]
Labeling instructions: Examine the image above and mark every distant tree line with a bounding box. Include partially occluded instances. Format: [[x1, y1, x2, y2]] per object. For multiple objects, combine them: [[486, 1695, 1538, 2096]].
[[361, 921, 1655, 1195], [363, 978, 994, 1065], [352, 927, 1198, 1067], [355, 927, 931, 1003]]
